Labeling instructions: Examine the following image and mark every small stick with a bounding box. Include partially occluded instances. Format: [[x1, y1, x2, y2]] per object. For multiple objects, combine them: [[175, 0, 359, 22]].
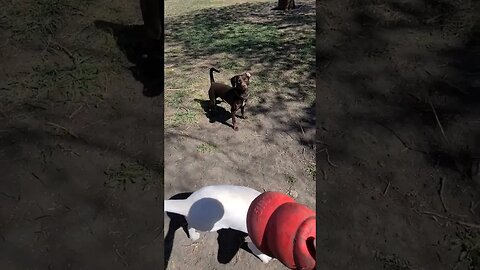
[[321, 169, 327, 180], [299, 124, 305, 136], [80, 120, 104, 130], [425, 14, 441, 24], [114, 248, 128, 267], [375, 121, 416, 152], [46, 122, 78, 138], [319, 148, 338, 168], [105, 73, 108, 94], [429, 100, 449, 144], [471, 201, 479, 215], [41, 37, 52, 56], [418, 210, 480, 229], [31, 172, 45, 186], [69, 105, 83, 119], [51, 41, 76, 65], [439, 176, 449, 213], [383, 181, 391, 196]]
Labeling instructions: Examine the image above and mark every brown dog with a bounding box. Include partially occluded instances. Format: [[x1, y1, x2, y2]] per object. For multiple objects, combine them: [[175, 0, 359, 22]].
[[208, 68, 251, 131]]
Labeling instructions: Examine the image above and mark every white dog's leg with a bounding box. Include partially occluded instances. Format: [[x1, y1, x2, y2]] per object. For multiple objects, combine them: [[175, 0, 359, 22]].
[[247, 241, 273, 263], [187, 226, 200, 241]]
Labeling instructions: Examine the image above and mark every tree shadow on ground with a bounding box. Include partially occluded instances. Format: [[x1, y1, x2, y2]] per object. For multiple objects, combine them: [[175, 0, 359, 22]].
[[317, 0, 480, 184], [316, 0, 480, 269], [0, 116, 164, 269], [94, 20, 163, 97], [165, 1, 316, 147]]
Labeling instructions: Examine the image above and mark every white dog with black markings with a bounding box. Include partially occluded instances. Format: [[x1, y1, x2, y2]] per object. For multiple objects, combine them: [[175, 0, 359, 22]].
[[164, 184, 272, 263]]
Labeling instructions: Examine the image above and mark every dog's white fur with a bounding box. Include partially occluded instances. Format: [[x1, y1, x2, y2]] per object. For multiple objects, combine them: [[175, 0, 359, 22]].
[[164, 185, 272, 263]]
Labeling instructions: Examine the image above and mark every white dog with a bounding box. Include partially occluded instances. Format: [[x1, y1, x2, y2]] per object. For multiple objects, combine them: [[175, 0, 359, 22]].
[[164, 184, 272, 263]]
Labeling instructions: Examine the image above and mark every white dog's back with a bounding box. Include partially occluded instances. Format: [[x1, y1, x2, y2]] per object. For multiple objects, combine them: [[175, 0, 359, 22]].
[[164, 185, 261, 233]]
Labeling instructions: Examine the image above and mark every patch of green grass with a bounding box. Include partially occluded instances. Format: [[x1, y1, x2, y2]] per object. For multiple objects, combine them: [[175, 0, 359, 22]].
[[3, 55, 102, 109], [167, 89, 189, 108], [3, 0, 91, 43], [456, 232, 480, 269], [165, 0, 271, 17], [178, 22, 280, 54], [307, 164, 316, 179], [285, 174, 296, 185], [374, 251, 412, 270], [104, 162, 161, 191], [197, 143, 218, 153], [170, 110, 198, 126]]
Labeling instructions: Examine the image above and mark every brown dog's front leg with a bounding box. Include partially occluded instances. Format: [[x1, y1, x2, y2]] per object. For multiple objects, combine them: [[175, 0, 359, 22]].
[[241, 105, 247, 119], [231, 107, 238, 131]]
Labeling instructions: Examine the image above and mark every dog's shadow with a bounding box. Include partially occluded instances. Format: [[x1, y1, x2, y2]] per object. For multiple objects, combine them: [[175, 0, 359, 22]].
[[94, 20, 163, 97], [194, 99, 234, 129], [164, 192, 256, 268]]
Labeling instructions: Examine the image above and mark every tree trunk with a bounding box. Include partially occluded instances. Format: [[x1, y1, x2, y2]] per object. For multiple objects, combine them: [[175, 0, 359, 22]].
[[140, 0, 163, 41], [276, 0, 296, 10]]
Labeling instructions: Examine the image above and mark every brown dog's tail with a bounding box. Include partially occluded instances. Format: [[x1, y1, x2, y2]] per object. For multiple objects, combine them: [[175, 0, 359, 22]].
[[209, 67, 220, 84]]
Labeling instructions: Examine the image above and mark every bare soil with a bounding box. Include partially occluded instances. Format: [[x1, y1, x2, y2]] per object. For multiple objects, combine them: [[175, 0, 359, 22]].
[[1, 0, 163, 269], [317, 0, 480, 269]]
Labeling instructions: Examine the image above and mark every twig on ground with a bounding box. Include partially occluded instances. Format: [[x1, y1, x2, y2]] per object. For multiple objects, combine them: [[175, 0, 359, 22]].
[[299, 124, 305, 136], [375, 121, 427, 154], [69, 105, 83, 119], [51, 41, 76, 65], [105, 73, 108, 94], [425, 14, 441, 24], [321, 169, 327, 181], [41, 37, 52, 56], [31, 172, 46, 186], [429, 100, 449, 144], [80, 120, 104, 130], [46, 122, 78, 138], [471, 201, 479, 215], [285, 131, 295, 141], [383, 181, 391, 196], [319, 148, 338, 168], [0, 192, 18, 200], [114, 248, 128, 267], [417, 210, 480, 230], [439, 176, 449, 213]]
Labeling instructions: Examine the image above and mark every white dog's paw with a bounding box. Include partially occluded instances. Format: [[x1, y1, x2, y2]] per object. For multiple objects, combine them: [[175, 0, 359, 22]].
[[257, 253, 273, 263], [188, 227, 200, 241], [247, 241, 272, 263]]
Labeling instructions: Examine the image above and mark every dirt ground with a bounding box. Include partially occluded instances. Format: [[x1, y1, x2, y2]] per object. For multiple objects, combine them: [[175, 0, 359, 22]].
[[163, 0, 315, 269], [317, 0, 480, 269], [1, 0, 163, 269]]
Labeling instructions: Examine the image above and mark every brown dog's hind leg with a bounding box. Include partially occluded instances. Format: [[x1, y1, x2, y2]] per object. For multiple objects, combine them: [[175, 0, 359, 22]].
[[208, 90, 216, 112]]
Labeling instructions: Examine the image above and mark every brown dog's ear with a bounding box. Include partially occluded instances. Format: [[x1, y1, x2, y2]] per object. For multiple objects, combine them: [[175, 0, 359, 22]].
[[230, 76, 238, 88], [246, 72, 251, 78]]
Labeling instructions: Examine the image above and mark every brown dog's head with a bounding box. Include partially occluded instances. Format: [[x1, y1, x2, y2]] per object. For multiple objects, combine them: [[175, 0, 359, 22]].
[[230, 72, 251, 96]]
